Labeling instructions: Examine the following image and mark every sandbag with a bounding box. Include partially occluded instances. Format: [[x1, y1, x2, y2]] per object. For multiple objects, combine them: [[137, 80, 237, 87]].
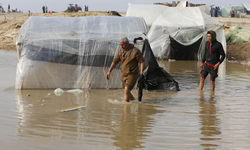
[[226, 26, 250, 45]]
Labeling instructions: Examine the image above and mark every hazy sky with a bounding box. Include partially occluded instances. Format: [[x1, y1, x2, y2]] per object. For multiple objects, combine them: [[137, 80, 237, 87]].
[[1, 0, 248, 13]]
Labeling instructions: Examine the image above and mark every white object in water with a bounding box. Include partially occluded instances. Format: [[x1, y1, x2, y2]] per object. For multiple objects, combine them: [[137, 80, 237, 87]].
[[67, 89, 83, 93], [168, 59, 176, 62], [54, 88, 65, 96], [28, 104, 34, 107], [57, 105, 86, 112]]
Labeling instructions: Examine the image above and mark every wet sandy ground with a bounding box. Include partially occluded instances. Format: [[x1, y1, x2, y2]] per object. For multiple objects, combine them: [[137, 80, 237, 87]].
[[1, 50, 250, 149]]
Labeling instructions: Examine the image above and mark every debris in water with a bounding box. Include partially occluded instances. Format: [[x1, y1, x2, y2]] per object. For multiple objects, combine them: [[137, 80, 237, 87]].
[[54, 88, 65, 96], [28, 104, 34, 107], [57, 105, 86, 112], [67, 89, 83, 93]]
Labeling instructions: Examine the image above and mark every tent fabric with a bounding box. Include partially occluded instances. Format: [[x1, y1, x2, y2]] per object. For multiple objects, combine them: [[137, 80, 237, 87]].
[[126, 3, 210, 27], [138, 39, 180, 101], [126, 3, 168, 29], [126, 5, 225, 60], [198, 5, 211, 15], [169, 37, 203, 60], [242, 3, 250, 11], [221, 5, 245, 17], [176, 1, 210, 15], [16, 16, 179, 91], [16, 16, 148, 89], [146, 7, 226, 59], [138, 39, 180, 91]]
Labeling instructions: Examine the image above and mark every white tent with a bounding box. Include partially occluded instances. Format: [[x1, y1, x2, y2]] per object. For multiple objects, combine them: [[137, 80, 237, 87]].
[[198, 5, 211, 15], [221, 5, 245, 17], [127, 5, 226, 60], [242, 3, 250, 11], [16, 16, 147, 89], [176, 1, 210, 15], [126, 3, 168, 29]]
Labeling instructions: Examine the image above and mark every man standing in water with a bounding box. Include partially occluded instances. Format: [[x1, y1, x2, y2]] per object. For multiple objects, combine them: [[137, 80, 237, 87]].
[[106, 37, 145, 102], [199, 31, 225, 91]]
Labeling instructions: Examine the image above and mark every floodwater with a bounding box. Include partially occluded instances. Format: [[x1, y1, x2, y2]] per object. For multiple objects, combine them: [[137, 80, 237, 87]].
[[1, 50, 250, 150]]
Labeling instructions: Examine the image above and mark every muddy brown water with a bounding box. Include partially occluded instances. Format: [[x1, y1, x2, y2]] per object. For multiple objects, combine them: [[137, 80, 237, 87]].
[[1, 50, 250, 150]]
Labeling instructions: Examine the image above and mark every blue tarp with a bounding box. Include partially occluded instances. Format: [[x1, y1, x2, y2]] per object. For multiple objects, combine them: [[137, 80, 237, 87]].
[[242, 3, 250, 11]]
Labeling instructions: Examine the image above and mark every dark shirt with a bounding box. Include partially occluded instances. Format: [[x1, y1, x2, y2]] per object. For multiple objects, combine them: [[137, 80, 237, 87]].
[[202, 40, 225, 65]]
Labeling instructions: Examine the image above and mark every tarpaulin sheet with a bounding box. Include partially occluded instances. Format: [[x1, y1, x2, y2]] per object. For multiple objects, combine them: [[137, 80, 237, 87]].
[[127, 5, 226, 60], [242, 3, 250, 11], [16, 16, 147, 89]]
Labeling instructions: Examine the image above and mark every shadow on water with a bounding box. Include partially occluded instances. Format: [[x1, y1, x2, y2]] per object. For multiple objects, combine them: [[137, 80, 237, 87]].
[[199, 91, 221, 149], [15, 89, 164, 149]]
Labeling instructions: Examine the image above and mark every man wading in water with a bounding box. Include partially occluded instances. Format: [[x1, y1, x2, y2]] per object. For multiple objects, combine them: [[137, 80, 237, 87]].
[[106, 37, 145, 102], [199, 31, 225, 91]]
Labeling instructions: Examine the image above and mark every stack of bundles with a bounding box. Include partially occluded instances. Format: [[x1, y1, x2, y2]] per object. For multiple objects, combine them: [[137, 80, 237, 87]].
[[225, 26, 250, 45]]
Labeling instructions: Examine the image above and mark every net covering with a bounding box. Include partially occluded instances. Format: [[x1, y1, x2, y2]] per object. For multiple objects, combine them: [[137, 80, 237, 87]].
[[16, 16, 147, 89]]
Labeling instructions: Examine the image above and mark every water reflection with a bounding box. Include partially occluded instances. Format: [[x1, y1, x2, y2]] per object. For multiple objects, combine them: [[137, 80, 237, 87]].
[[15, 89, 163, 149], [110, 104, 162, 150], [3, 50, 250, 149], [16, 90, 90, 148], [158, 60, 200, 74], [158, 60, 227, 90], [199, 91, 221, 148]]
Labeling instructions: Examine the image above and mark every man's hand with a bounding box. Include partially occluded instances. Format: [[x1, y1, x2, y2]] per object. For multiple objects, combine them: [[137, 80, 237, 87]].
[[140, 62, 145, 76], [214, 63, 220, 70], [140, 72, 145, 76], [106, 72, 110, 80], [199, 63, 203, 70], [106, 62, 116, 80]]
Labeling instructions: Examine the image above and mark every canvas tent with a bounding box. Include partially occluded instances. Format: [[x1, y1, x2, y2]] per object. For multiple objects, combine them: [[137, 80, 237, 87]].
[[197, 5, 211, 15], [126, 3, 210, 27], [242, 3, 250, 14], [16, 16, 179, 91], [127, 5, 226, 60], [221, 5, 245, 17], [176, 1, 210, 15], [242, 3, 250, 11], [126, 3, 168, 29]]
